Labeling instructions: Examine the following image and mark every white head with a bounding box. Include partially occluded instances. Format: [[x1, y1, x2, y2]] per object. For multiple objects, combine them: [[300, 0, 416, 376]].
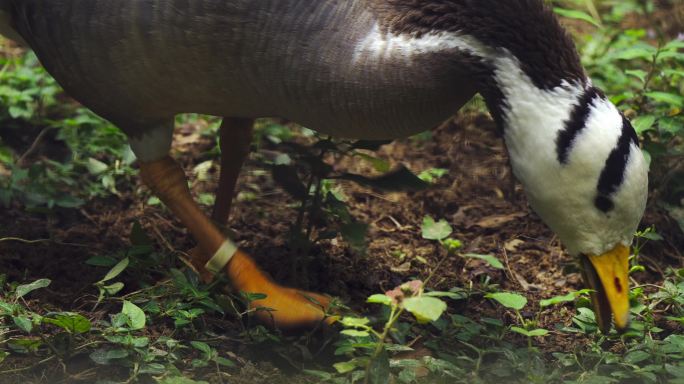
[[503, 83, 649, 258], [497, 68, 649, 332]]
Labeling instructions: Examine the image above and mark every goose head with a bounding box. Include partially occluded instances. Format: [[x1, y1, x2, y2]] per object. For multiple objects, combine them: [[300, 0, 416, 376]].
[[402, 2, 653, 331], [500, 79, 649, 332]]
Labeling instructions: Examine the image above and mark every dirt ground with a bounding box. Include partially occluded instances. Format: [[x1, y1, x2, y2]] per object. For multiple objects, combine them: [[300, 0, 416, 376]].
[[1, 107, 683, 382]]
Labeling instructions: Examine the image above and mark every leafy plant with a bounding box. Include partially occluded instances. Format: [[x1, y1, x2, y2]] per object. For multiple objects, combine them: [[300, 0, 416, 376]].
[[259, 129, 429, 284]]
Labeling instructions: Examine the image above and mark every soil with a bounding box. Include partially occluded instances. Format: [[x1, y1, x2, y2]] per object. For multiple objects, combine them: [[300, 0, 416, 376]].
[[1, 108, 683, 383]]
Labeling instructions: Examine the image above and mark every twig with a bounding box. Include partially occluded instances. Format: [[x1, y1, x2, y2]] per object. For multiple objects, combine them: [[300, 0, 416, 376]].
[[147, 220, 176, 254], [17, 126, 53, 168], [0, 354, 57, 375], [0, 237, 89, 248], [500, 245, 516, 286]]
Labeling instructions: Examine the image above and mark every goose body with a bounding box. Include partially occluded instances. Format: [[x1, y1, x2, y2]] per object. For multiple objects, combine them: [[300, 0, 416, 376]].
[[5, 0, 475, 141], [0, 0, 649, 331]]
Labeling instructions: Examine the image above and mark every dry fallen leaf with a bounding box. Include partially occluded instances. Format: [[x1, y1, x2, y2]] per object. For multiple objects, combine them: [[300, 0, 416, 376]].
[[505, 238, 525, 252], [474, 212, 526, 228]]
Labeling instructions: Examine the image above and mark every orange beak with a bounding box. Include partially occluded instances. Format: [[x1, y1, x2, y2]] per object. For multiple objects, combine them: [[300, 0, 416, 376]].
[[581, 244, 631, 333]]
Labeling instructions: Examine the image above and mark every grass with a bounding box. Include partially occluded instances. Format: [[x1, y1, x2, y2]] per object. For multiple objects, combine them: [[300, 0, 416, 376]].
[[1, 0, 683, 383]]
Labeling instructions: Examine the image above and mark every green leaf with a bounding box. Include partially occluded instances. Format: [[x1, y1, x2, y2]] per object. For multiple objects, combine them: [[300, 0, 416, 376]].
[[664, 69, 684, 78], [511, 326, 549, 337], [15, 278, 51, 299], [240, 292, 267, 302], [0, 301, 16, 315], [632, 115, 657, 134], [658, 117, 683, 135], [122, 300, 146, 330], [55, 195, 85, 208], [613, 45, 658, 60], [424, 290, 469, 300], [340, 317, 370, 328], [510, 326, 529, 336], [341, 329, 370, 338], [421, 216, 452, 241], [657, 51, 684, 62], [158, 376, 209, 384], [101, 258, 129, 282], [191, 341, 212, 356], [86, 158, 108, 175], [334, 360, 359, 374], [664, 40, 684, 51], [461, 253, 504, 269], [355, 153, 390, 173], [215, 356, 235, 368], [338, 165, 429, 192], [486, 292, 527, 310], [131, 336, 149, 348], [85, 255, 118, 267], [13, 316, 32, 333], [442, 238, 463, 252], [403, 296, 447, 324], [139, 363, 166, 374], [418, 168, 448, 183], [304, 370, 334, 380], [625, 69, 648, 83], [0, 145, 14, 164], [272, 164, 307, 199], [645, 91, 684, 107], [90, 348, 130, 365], [341, 221, 368, 251], [527, 328, 549, 337], [103, 282, 124, 296], [42, 312, 91, 334], [553, 8, 601, 27], [624, 350, 651, 364], [367, 294, 393, 306], [7, 337, 43, 354], [540, 292, 578, 307]]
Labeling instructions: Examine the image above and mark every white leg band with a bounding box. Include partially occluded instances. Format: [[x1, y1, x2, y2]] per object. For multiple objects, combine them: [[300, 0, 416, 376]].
[[204, 239, 238, 275]]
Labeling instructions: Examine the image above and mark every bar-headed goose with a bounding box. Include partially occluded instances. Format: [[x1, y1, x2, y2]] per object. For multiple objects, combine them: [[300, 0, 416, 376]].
[[0, 0, 648, 332]]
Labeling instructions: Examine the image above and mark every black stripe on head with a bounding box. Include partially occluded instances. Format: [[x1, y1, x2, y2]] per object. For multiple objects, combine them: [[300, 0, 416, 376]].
[[556, 87, 604, 164], [594, 115, 640, 213]]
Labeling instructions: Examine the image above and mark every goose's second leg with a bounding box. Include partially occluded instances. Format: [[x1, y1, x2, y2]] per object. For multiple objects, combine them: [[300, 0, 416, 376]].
[[134, 122, 332, 330], [186, 118, 253, 262], [211, 117, 253, 224]]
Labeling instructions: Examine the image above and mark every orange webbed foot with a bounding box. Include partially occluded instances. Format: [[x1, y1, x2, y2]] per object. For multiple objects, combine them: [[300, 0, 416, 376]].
[[189, 247, 335, 330], [245, 284, 335, 330], [228, 250, 335, 330]]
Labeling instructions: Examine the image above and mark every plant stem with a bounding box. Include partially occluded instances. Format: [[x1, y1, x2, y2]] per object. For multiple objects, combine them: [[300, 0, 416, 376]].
[[364, 305, 404, 384]]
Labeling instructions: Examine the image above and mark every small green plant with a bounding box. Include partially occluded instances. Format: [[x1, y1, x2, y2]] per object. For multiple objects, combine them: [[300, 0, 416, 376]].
[[323, 279, 456, 384], [0, 50, 137, 209], [259, 128, 429, 284], [0, 277, 93, 367]]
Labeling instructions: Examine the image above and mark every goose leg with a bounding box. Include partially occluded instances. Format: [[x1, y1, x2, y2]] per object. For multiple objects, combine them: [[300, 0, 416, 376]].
[[138, 139, 332, 330], [211, 117, 254, 224]]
